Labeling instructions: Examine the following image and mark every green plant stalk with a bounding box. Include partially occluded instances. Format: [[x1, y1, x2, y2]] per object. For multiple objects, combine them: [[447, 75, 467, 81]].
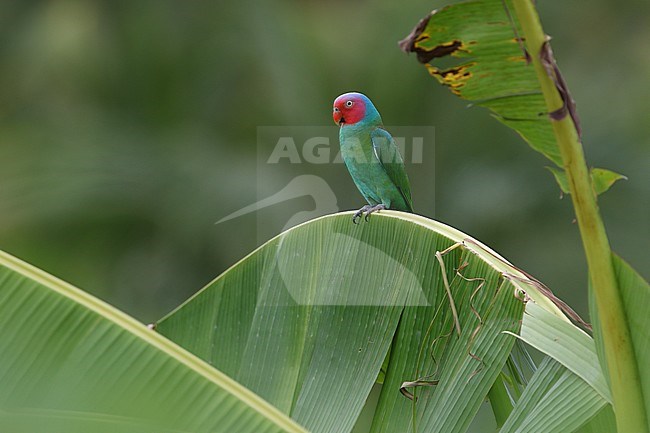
[[488, 375, 513, 427], [511, 0, 647, 431]]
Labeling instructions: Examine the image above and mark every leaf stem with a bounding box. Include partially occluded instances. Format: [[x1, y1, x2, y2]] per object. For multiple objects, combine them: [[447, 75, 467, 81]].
[[510, 1, 647, 431], [488, 375, 513, 427]]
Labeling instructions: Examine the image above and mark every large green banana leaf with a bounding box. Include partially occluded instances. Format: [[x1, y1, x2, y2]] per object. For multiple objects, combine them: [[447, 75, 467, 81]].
[[155, 211, 588, 433], [0, 250, 305, 433]]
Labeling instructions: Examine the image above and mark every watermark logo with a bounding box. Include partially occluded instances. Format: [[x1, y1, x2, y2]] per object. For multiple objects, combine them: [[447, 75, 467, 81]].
[[216, 174, 338, 232], [217, 126, 433, 230], [266, 134, 424, 165]]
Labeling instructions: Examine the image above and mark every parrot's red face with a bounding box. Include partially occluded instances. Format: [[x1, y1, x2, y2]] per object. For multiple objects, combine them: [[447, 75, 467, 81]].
[[333, 94, 366, 126]]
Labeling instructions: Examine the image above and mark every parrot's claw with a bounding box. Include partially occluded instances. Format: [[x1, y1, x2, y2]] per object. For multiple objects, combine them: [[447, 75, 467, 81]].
[[352, 204, 386, 224], [352, 205, 372, 224], [364, 204, 386, 221]]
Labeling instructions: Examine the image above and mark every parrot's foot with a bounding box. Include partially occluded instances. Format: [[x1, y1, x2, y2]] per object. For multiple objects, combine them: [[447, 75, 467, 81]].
[[352, 204, 386, 224], [352, 205, 372, 224]]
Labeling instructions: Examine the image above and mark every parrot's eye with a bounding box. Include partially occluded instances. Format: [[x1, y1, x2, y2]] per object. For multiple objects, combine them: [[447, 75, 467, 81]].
[[345, 100, 353, 107]]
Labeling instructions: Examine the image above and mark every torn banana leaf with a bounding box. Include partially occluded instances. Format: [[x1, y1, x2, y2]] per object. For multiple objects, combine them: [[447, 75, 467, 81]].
[[400, 0, 561, 164], [400, 0, 623, 196]]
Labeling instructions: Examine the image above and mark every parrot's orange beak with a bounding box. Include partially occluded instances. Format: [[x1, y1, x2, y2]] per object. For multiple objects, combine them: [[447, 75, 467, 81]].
[[332, 107, 344, 126]]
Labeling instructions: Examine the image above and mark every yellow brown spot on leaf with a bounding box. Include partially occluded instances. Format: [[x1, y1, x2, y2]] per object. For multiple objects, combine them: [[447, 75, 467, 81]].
[[425, 63, 475, 95]]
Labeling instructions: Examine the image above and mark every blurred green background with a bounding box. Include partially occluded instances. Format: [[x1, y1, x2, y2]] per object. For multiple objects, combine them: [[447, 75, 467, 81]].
[[0, 0, 647, 324]]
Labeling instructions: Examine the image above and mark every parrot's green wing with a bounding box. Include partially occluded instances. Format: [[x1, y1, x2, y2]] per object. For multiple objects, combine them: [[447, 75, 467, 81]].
[[371, 127, 414, 212]]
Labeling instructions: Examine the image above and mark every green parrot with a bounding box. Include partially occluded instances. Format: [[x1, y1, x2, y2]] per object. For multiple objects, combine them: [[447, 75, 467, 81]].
[[332, 92, 413, 223]]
